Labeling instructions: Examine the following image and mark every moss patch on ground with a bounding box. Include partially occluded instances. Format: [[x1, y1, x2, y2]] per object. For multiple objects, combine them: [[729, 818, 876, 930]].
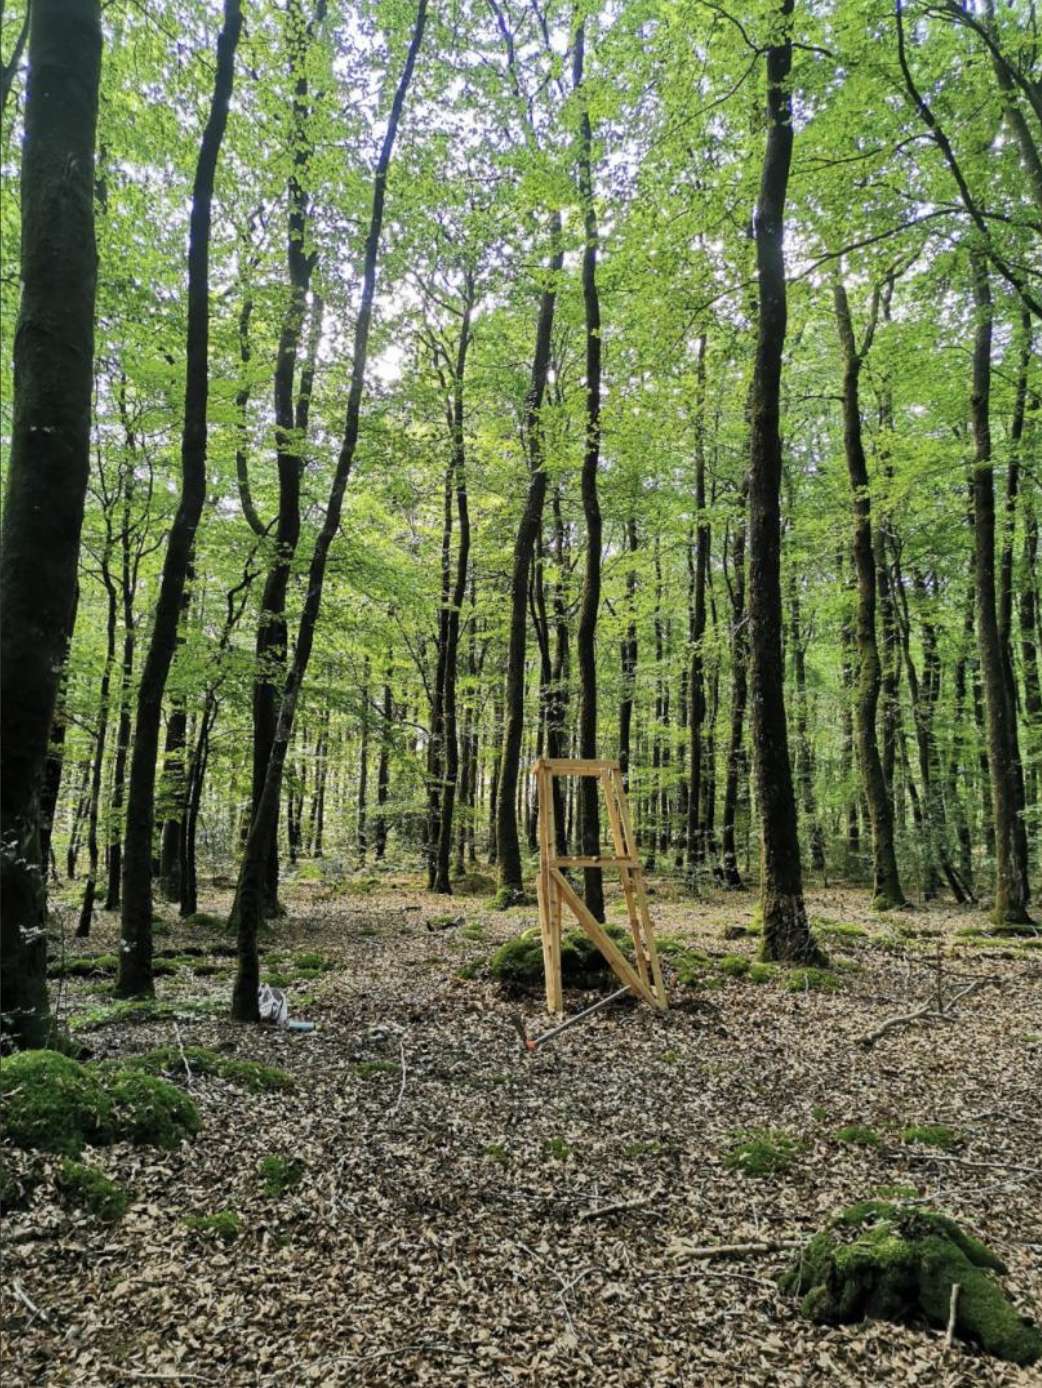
[[124, 1046, 294, 1094], [724, 1129, 802, 1177], [1, 1050, 200, 1155], [58, 1159, 129, 1222], [489, 924, 633, 992], [780, 1201, 1041, 1366]]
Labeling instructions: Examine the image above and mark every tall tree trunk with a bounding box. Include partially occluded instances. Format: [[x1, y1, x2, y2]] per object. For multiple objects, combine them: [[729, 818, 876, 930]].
[[252, 2, 324, 912], [77, 563, 118, 937], [745, 0, 820, 963], [834, 280, 905, 908], [231, 0, 428, 1019], [619, 518, 638, 789], [158, 557, 193, 901], [434, 281, 474, 893], [969, 254, 1032, 924], [0, 0, 102, 1048], [721, 483, 748, 889], [117, 0, 242, 999], [40, 584, 79, 874], [789, 574, 826, 874], [358, 662, 370, 862], [573, 22, 604, 920], [495, 216, 564, 901], [375, 655, 392, 860], [687, 338, 709, 878]]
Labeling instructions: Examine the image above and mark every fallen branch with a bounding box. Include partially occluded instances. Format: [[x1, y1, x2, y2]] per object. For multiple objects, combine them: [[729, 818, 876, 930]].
[[11, 1279, 49, 1323], [668, 1237, 800, 1260], [577, 1195, 652, 1223], [885, 1151, 1042, 1178], [858, 978, 994, 1048]]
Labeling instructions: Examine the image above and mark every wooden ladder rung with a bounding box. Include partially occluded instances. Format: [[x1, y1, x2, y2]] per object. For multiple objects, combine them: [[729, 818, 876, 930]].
[[551, 854, 637, 868]]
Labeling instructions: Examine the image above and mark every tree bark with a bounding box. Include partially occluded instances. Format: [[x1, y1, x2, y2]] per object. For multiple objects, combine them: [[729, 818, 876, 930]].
[[231, 0, 428, 1019], [969, 253, 1032, 924], [0, 0, 101, 1048], [573, 21, 605, 921], [495, 215, 564, 901], [746, 0, 821, 963], [117, 0, 242, 999], [721, 483, 748, 889], [833, 280, 905, 908]]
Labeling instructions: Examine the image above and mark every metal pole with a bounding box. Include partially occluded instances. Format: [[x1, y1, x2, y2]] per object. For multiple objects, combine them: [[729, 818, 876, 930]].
[[514, 985, 632, 1052]]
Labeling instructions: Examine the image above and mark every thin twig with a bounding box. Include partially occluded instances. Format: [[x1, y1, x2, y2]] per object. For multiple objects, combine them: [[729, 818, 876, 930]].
[[577, 1195, 652, 1222], [886, 1152, 1042, 1178], [174, 1022, 193, 1087], [669, 1238, 800, 1260], [945, 1282, 961, 1350], [105, 1370, 214, 1384], [11, 1280, 49, 1323]]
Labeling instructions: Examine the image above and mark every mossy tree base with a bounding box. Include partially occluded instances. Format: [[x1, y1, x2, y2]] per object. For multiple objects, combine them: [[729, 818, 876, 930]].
[[780, 1201, 1041, 1366]]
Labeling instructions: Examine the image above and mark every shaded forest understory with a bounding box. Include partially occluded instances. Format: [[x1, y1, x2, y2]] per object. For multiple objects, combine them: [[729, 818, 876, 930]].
[[2, 877, 1040, 1386]]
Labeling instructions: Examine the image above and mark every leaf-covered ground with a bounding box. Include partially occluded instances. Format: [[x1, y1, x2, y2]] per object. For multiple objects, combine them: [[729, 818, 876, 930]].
[[3, 877, 1041, 1386]]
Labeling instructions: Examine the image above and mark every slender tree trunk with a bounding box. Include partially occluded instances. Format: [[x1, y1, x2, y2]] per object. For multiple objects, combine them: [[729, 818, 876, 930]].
[[789, 575, 826, 874], [969, 254, 1032, 924], [77, 566, 118, 937], [358, 663, 370, 862], [619, 518, 638, 789], [573, 23, 605, 920], [722, 484, 748, 889], [434, 284, 474, 893], [252, 9, 323, 911], [686, 338, 709, 878], [231, 0, 428, 1019], [495, 215, 564, 901], [0, 0, 102, 1048], [834, 281, 905, 908], [746, 0, 820, 963], [117, 0, 242, 998], [40, 585, 79, 876], [375, 656, 392, 860]]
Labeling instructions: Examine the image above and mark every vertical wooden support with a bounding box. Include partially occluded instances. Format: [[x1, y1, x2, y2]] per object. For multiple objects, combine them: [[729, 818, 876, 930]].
[[532, 756, 667, 1016]]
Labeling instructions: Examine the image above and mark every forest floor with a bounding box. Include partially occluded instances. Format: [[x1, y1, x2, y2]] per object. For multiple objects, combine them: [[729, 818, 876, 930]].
[[2, 872, 1041, 1387]]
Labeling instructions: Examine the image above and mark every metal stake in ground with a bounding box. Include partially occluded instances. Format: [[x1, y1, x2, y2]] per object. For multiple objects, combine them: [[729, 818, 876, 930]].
[[513, 985, 631, 1052]]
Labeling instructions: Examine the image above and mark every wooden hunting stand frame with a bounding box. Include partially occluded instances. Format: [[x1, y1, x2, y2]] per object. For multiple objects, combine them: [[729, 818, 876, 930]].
[[533, 757, 668, 1017]]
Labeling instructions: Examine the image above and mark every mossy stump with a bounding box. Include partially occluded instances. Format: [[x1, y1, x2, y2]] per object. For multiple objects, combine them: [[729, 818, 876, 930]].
[[780, 1201, 1041, 1366], [490, 924, 632, 994]]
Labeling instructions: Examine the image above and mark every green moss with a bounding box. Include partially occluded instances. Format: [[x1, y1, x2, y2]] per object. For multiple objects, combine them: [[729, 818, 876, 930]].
[[716, 954, 751, 978], [264, 971, 293, 988], [625, 1140, 663, 1158], [68, 997, 225, 1031], [183, 1211, 241, 1243], [48, 953, 120, 979], [748, 962, 775, 984], [901, 1123, 958, 1150], [655, 936, 691, 956], [453, 872, 496, 896], [125, 1047, 294, 1095], [490, 925, 630, 992], [353, 1060, 399, 1080], [835, 1125, 881, 1147], [102, 1069, 201, 1149], [543, 1136, 573, 1162], [461, 922, 486, 942], [781, 1202, 1040, 1366], [183, 911, 223, 927], [259, 1155, 305, 1198], [1, 1050, 199, 1154], [58, 1159, 129, 1223], [784, 967, 843, 993], [820, 922, 868, 940], [455, 960, 481, 981], [724, 1129, 802, 1177], [1, 1051, 113, 1154], [483, 1142, 510, 1169], [811, 1104, 828, 1122], [293, 952, 332, 971]]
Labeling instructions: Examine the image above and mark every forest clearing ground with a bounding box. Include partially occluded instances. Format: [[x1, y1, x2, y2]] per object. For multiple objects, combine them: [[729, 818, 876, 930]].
[[2, 877, 1041, 1387]]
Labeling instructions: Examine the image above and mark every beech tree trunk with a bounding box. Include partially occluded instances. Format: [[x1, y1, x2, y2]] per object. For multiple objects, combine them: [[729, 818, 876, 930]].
[[834, 280, 905, 908], [117, 0, 242, 999], [721, 483, 748, 889], [0, 0, 102, 1048], [745, 0, 821, 964], [495, 215, 564, 901], [573, 22, 605, 920], [231, 0, 428, 1020], [969, 254, 1032, 924]]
